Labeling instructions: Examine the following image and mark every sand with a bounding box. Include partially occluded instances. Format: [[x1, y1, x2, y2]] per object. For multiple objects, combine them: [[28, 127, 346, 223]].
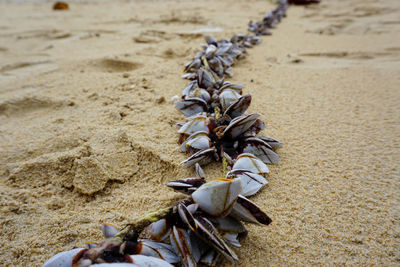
[[0, 0, 399, 266]]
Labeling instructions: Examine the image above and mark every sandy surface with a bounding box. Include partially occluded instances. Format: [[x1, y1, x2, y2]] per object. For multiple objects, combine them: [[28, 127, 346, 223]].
[[1, 0, 399, 266]]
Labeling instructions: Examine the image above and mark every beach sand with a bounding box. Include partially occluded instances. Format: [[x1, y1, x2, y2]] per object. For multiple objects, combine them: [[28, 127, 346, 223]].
[[0, 0, 399, 265]]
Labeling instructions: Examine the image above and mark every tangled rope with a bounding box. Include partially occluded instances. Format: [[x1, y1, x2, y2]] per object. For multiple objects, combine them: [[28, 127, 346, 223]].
[[44, 1, 291, 266]]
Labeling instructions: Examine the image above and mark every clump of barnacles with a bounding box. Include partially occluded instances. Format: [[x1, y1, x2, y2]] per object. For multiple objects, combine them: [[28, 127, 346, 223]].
[[44, 1, 290, 267], [44, 164, 272, 267], [248, 0, 289, 35], [176, 79, 282, 168], [176, 3, 288, 168]]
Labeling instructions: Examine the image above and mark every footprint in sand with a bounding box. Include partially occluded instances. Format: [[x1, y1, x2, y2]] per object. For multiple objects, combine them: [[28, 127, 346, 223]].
[[0, 61, 58, 79], [0, 96, 74, 117], [302, 1, 397, 35], [133, 30, 174, 44], [300, 51, 396, 60], [10, 29, 73, 40], [93, 58, 142, 73], [0, 60, 50, 71], [155, 14, 206, 25]]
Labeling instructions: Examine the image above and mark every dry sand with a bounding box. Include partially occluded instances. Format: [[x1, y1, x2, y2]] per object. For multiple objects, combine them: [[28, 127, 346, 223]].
[[1, 0, 399, 266]]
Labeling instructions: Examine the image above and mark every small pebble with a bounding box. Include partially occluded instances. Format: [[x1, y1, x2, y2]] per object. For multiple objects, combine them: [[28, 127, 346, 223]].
[[156, 97, 166, 104], [53, 1, 69, 10]]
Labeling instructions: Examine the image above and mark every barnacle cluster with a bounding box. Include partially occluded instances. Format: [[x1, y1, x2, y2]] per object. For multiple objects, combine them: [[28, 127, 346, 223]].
[[176, 3, 288, 168], [44, 1, 289, 267]]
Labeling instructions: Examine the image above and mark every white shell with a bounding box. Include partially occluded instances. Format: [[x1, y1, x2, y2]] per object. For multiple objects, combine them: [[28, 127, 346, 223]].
[[190, 88, 211, 102], [194, 216, 238, 261], [181, 80, 198, 96], [139, 240, 179, 264], [101, 223, 118, 238], [182, 72, 196, 80], [188, 231, 203, 262], [223, 232, 241, 247], [43, 248, 85, 267], [180, 148, 215, 168], [186, 203, 199, 214], [129, 255, 173, 267], [232, 153, 269, 175], [177, 116, 209, 136], [223, 113, 260, 139], [259, 136, 283, 149], [205, 44, 217, 56], [230, 195, 271, 225], [216, 43, 232, 56], [223, 94, 251, 118], [184, 58, 201, 73], [231, 200, 259, 224], [91, 264, 138, 267], [243, 142, 280, 164], [227, 170, 268, 196], [170, 226, 196, 267], [175, 98, 207, 117], [212, 216, 246, 234], [195, 163, 206, 179], [145, 219, 171, 241], [197, 69, 214, 89], [182, 81, 210, 103], [219, 82, 243, 92], [192, 178, 242, 217], [219, 89, 241, 111], [180, 131, 211, 153]]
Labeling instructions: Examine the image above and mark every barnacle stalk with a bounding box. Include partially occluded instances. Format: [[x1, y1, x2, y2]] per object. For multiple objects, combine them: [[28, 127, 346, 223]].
[[115, 207, 172, 242], [69, 207, 173, 266]]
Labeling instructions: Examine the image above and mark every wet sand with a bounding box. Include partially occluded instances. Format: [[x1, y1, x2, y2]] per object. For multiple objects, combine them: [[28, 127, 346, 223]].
[[0, 0, 399, 265]]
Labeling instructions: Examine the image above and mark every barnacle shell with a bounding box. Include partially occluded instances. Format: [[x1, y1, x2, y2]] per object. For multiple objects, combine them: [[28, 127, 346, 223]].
[[195, 163, 206, 179], [193, 216, 238, 262], [170, 226, 196, 267], [219, 89, 241, 111], [223, 113, 261, 139], [180, 148, 216, 168], [137, 240, 179, 264], [223, 232, 241, 247], [91, 264, 138, 267], [227, 169, 268, 196], [205, 45, 217, 57], [128, 255, 173, 267], [178, 116, 210, 137], [259, 136, 283, 150], [180, 131, 211, 154], [192, 178, 241, 217], [197, 68, 214, 89], [166, 177, 205, 195], [177, 203, 198, 232], [176, 98, 207, 117], [143, 219, 171, 241], [184, 58, 201, 73], [242, 137, 280, 164], [211, 216, 246, 235], [101, 223, 119, 238], [223, 94, 251, 118], [230, 195, 272, 225], [232, 153, 269, 175], [43, 248, 85, 267]]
